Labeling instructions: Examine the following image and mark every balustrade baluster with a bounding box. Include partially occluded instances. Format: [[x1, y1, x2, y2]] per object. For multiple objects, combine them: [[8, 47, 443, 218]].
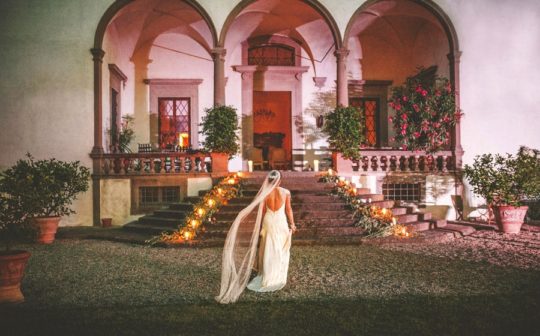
[[370, 156, 379, 171], [390, 155, 397, 171], [361, 156, 369, 171], [399, 155, 407, 172], [410, 156, 418, 172], [380, 155, 388, 171]]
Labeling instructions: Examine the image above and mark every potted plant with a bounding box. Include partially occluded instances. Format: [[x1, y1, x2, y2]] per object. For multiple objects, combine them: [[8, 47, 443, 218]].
[[108, 115, 135, 154], [200, 105, 240, 175], [322, 106, 365, 173], [0, 194, 36, 303], [388, 67, 461, 153], [0, 154, 90, 243], [464, 146, 540, 233]]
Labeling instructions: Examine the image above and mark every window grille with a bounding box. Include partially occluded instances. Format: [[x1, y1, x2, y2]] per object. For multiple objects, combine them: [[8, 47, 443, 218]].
[[383, 183, 422, 202]]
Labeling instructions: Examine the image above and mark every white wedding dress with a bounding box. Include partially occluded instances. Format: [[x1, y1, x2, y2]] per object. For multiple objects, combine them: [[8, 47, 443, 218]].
[[247, 187, 292, 292]]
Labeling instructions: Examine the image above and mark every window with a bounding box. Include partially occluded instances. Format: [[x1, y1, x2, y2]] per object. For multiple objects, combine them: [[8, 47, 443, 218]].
[[383, 183, 422, 202], [139, 186, 180, 205], [350, 97, 379, 147], [248, 44, 295, 66], [158, 98, 190, 149]]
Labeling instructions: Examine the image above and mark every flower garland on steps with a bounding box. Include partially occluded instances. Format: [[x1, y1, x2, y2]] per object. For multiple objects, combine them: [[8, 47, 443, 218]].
[[147, 173, 244, 245], [320, 169, 412, 238]]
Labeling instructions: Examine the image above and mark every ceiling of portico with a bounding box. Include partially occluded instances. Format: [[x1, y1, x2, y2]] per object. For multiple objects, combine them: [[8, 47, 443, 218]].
[[105, 0, 214, 59], [347, 0, 446, 49], [223, 0, 336, 65]]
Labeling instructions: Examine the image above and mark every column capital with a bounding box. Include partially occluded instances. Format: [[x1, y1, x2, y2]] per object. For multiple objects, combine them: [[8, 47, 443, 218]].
[[447, 50, 462, 63], [211, 47, 227, 61], [91, 48, 105, 62], [334, 47, 350, 61]]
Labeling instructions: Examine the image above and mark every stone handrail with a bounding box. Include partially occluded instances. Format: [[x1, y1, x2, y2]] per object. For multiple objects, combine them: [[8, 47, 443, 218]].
[[90, 152, 212, 176], [357, 149, 456, 173]]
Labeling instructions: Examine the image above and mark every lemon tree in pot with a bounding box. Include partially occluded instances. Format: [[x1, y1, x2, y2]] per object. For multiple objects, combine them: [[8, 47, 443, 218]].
[[0, 154, 90, 243], [0, 194, 36, 303], [200, 105, 240, 175], [464, 146, 540, 233], [322, 106, 365, 173]]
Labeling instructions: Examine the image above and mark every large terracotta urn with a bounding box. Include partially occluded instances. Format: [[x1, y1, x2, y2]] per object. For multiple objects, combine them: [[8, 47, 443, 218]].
[[332, 152, 353, 174], [493, 205, 528, 234], [210, 152, 229, 176], [33, 217, 61, 244], [0, 250, 31, 303]]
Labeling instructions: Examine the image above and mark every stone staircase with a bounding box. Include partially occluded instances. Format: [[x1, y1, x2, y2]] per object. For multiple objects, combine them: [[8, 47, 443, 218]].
[[124, 171, 475, 244]]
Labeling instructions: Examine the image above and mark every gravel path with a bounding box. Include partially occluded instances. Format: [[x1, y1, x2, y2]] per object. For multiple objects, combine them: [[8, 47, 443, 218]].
[[381, 229, 540, 270]]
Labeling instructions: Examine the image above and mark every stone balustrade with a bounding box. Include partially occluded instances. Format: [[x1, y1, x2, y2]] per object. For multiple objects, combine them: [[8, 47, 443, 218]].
[[357, 149, 456, 173], [90, 152, 212, 176]]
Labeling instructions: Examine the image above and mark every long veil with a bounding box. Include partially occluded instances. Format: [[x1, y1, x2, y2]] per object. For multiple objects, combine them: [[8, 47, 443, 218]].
[[215, 171, 281, 304]]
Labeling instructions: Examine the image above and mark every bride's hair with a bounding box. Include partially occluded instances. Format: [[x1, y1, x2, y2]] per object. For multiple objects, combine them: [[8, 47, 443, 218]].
[[268, 170, 281, 183]]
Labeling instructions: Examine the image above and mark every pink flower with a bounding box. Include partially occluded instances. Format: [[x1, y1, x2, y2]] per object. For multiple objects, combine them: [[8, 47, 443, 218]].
[[401, 113, 408, 120], [401, 129, 407, 135], [435, 90, 441, 97], [402, 96, 408, 102], [402, 123, 408, 129], [421, 90, 428, 97], [402, 145, 408, 150], [414, 132, 421, 138], [415, 85, 423, 93], [389, 102, 395, 108], [388, 116, 393, 122], [395, 104, 402, 111], [413, 104, 420, 112], [389, 137, 395, 142]]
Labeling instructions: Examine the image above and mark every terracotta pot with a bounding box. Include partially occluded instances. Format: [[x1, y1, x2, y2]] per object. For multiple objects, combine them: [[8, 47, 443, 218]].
[[33, 216, 61, 244], [101, 218, 112, 228], [0, 250, 31, 304], [493, 205, 528, 234], [332, 152, 353, 174], [210, 152, 229, 176]]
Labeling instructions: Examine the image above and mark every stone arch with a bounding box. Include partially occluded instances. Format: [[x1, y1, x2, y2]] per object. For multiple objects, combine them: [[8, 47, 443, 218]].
[[218, 0, 342, 49], [343, 0, 459, 53], [93, 0, 218, 51]]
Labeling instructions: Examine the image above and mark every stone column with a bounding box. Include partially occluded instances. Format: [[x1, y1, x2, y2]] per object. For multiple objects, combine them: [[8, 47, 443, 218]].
[[335, 48, 350, 107], [212, 48, 227, 106], [91, 48, 105, 226], [91, 48, 105, 154], [448, 51, 464, 168]]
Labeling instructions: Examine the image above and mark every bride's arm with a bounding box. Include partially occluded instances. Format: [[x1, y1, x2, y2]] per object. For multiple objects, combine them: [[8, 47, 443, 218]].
[[285, 192, 296, 233]]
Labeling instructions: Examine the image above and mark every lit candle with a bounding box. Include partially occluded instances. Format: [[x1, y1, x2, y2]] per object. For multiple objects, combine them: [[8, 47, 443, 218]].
[[248, 160, 253, 172], [196, 208, 205, 217], [207, 199, 215, 207], [228, 178, 235, 185], [191, 219, 199, 228], [314, 160, 319, 172], [382, 208, 387, 215], [183, 231, 191, 240], [392, 217, 397, 225], [328, 169, 333, 176], [217, 188, 223, 195], [237, 172, 244, 178]]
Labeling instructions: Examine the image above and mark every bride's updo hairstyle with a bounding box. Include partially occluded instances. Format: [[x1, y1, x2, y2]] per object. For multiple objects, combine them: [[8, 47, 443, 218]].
[[268, 170, 281, 183]]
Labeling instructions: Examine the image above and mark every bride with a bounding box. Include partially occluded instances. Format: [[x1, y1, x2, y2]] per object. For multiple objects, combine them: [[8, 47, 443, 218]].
[[215, 170, 296, 304]]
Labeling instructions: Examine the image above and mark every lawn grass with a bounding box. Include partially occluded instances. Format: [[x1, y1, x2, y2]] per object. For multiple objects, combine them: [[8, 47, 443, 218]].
[[1, 240, 539, 335]]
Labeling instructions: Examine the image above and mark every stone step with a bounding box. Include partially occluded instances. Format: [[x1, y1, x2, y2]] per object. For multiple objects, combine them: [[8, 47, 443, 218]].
[[404, 221, 431, 232], [216, 210, 353, 221], [356, 194, 385, 202], [396, 213, 419, 224], [123, 222, 175, 234], [153, 209, 189, 219], [294, 226, 364, 238], [138, 216, 184, 228], [242, 183, 332, 190], [390, 207, 408, 215], [213, 217, 355, 228], [368, 200, 395, 208], [167, 203, 195, 211], [218, 202, 349, 212]]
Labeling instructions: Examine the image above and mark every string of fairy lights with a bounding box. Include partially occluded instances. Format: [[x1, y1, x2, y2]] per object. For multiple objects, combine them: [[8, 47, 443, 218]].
[[148, 172, 244, 245], [321, 169, 412, 238]]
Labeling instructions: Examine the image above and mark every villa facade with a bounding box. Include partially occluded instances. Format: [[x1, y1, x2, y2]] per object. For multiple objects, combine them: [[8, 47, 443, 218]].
[[0, 0, 539, 226]]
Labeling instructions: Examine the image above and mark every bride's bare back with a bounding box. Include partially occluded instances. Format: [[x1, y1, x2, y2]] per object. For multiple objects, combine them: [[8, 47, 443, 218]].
[[265, 188, 284, 211]]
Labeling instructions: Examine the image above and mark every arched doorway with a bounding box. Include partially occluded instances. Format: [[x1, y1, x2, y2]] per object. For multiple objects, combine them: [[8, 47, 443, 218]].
[[343, 0, 462, 159], [91, 0, 217, 225], [220, 0, 342, 171]]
